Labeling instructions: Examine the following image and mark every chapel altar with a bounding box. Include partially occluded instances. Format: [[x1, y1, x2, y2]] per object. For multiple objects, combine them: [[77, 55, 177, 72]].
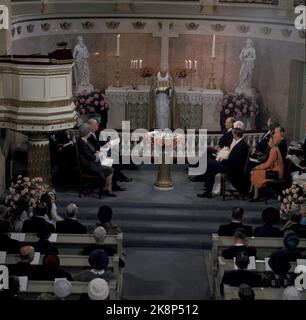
[[105, 85, 223, 130]]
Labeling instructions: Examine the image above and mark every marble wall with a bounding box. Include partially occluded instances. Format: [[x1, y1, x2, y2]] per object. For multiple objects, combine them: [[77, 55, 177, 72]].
[[12, 33, 305, 137]]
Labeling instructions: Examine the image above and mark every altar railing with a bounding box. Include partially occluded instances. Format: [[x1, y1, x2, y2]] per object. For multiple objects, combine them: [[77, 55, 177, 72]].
[[67, 129, 265, 150]]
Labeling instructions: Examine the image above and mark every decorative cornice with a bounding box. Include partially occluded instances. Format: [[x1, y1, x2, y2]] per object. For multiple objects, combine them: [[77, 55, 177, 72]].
[[132, 21, 146, 30], [0, 66, 73, 76], [237, 25, 250, 33], [26, 24, 35, 33], [0, 98, 74, 108], [185, 22, 199, 31], [60, 22, 71, 30], [211, 24, 226, 32], [82, 21, 94, 30], [105, 21, 120, 29]]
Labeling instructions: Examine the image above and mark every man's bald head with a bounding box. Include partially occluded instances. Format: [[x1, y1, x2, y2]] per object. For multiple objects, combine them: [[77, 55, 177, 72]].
[[88, 118, 99, 133], [66, 203, 78, 218], [20, 246, 35, 263], [225, 117, 235, 130]]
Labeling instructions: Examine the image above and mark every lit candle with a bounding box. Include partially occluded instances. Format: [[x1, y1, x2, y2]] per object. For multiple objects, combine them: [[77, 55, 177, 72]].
[[211, 34, 216, 58], [185, 60, 188, 69], [136, 60, 138, 69], [131, 59, 133, 68], [139, 59, 143, 68], [188, 60, 192, 69], [194, 60, 197, 70], [116, 34, 120, 57]]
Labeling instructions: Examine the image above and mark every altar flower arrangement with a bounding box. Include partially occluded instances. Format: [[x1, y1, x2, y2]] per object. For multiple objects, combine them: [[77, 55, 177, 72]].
[[139, 67, 154, 78], [5, 175, 47, 210], [221, 93, 260, 123], [145, 131, 185, 149], [75, 89, 109, 116], [175, 68, 188, 79], [278, 183, 306, 221]]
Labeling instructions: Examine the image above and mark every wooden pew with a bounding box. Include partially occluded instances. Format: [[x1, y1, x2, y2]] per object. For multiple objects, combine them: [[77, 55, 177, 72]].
[[5, 254, 120, 277], [223, 284, 306, 300], [211, 233, 306, 276], [19, 280, 118, 300], [9, 232, 123, 256]]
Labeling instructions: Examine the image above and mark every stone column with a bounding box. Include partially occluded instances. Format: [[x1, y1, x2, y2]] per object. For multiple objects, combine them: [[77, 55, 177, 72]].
[[27, 133, 52, 187]]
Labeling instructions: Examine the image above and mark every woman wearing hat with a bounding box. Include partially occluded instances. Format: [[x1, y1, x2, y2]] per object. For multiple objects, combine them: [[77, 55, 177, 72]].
[[77, 124, 116, 197], [249, 131, 284, 201]]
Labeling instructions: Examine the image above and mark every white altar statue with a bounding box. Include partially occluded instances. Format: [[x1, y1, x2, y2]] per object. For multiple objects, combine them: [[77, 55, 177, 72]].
[[73, 36, 93, 93], [155, 65, 172, 129], [236, 39, 256, 96]]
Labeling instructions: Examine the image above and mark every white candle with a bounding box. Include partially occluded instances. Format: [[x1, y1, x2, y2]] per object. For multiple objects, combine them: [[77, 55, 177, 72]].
[[185, 60, 188, 69], [139, 59, 143, 68], [211, 34, 216, 58], [136, 60, 138, 69], [194, 60, 197, 70], [116, 34, 120, 57], [188, 60, 192, 69], [131, 59, 133, 68]]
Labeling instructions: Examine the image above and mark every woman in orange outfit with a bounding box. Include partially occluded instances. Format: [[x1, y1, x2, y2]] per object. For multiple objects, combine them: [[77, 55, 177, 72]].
[[249, 131, 284, 201]]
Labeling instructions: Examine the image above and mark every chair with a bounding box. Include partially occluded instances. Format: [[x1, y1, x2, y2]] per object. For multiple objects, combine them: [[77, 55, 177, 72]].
[[221, 147, 250, 201], [74, 143, 102, 199]]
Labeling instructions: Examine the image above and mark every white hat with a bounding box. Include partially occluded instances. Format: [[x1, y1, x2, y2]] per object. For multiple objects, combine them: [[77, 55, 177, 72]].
[[93, 226, 107, 244], [54, 279, 72, 299], [233, 121, 245, 130], [88, 278, 109, 300], [283, 286, 301, 300]]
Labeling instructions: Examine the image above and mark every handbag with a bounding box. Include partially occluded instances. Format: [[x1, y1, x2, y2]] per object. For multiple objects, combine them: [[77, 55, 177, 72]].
[[265, 170, 279, 180]]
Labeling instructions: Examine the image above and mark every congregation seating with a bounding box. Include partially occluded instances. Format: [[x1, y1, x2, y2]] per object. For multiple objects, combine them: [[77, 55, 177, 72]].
[[222, 285, 306, 300], [19, 280, 118, 300], [10, 232, 124, 256], [208, 233, 306, 299]]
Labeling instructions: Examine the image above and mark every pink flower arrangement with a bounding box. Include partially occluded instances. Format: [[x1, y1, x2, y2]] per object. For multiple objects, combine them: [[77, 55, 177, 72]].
[[221, 93, 260, 120], [139, 67, 154, 78], [75, 89, 109, 116], [175, 68, 188, 79]]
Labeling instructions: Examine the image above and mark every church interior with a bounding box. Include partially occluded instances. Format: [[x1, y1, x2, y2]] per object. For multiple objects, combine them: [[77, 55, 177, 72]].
[[0, 0, 305, 302]]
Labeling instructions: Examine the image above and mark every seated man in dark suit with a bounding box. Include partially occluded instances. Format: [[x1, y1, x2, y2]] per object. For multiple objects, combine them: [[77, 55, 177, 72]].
[[222, 229, 257, 259], [34, 230, 59, 255], [56, 203, 87, 234], [252, 117, 279, 159], [22, 202, 55, 234], [221, 252, 263, 295], [253, 207, 281, 237], [87, 118, 129, 191], [197, 121, 249, 198], [190, 117, 234, 182], [0, 220, 20, 253], [218, 207, 252, 237], [77, 124, 116, 197], [9, 246, 37, 279]]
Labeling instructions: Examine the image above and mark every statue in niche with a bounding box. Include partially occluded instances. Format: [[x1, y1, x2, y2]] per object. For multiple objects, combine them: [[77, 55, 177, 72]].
[[73, 35, 93, 93], [236, 38, 256, 97]]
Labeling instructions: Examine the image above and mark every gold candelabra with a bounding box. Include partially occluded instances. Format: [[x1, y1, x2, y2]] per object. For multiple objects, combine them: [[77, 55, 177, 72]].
[[114, 55, 121, 87], [207, 57, 216, 90]]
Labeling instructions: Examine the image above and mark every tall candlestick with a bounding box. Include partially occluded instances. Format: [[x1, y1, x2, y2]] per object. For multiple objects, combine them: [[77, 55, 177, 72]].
[[116, 34, 120, 57], [211, 34, 216, 58]]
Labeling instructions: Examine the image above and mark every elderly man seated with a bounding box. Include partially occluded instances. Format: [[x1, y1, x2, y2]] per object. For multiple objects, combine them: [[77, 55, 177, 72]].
[[77, 123, 116, 197], [197, 121, 249, 198]]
